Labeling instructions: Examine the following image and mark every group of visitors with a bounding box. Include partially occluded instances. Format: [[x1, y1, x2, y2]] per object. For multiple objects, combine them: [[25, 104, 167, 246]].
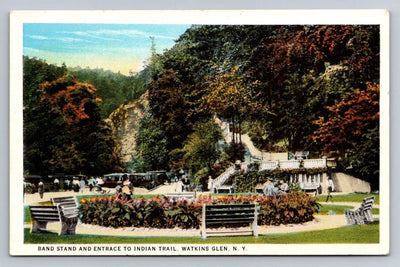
[[262, 179, 289, 196]]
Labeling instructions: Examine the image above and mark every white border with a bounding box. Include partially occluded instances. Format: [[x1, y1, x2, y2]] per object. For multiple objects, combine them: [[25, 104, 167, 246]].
[[10, 9, 390, 256]]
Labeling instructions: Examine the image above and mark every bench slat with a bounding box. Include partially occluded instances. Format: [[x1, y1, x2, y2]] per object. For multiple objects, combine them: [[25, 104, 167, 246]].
[[206, 210, 255, 215], [202, 203, 258, 239], [206, 230, 253, 234], [206, 204, 254, 209]]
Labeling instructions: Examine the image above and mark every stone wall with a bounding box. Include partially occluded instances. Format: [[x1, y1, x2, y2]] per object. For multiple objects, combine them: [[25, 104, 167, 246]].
[[331, 172, 371, 194], [106, 91, 149, 162]]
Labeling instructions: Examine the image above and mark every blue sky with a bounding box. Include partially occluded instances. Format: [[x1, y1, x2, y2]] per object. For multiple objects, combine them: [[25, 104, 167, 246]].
[[23, 23, 191, 75]]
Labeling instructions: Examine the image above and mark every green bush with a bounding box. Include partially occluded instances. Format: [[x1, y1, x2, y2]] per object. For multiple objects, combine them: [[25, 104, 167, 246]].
[[234, 168, 327, 193]]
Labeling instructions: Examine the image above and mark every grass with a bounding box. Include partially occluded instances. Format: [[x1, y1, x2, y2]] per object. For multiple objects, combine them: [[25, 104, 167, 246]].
[[24, 221, 379, 244], [317, 204, 379, 215], [313, 193, 379, 204]]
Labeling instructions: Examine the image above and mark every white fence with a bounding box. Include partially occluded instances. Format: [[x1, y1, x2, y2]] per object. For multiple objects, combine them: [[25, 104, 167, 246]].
[[259, 159, 328, 171], [303, 158, 327, 169], [279, 160, 302, 169], [260, 161, 279, 170]]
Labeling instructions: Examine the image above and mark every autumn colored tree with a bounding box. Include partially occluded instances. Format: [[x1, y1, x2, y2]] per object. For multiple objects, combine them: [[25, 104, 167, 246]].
[[203, 66, 268, 144], [24, 70, 122, 176], [312, 83, 380, 188], [312, 83, 379, 154]]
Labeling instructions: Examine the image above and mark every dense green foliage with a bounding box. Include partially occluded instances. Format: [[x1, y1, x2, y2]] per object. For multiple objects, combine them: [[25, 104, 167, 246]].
[[134, 113, 170, 172], [23, 57, 123, 176], [72, 68, 147, 118], [233, 168, 326, 193]]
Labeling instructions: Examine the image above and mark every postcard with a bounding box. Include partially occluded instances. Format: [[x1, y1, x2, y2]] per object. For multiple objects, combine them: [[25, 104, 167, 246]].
[[10, 10, 390, 256]]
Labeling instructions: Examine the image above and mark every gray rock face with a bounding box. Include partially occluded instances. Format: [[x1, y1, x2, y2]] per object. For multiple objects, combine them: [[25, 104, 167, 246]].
[[106, 91, 149, 162]]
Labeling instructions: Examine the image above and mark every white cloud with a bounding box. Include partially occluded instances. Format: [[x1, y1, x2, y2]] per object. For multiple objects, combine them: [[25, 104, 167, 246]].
[[27, 35, 48, 40], [23, 47, 45, 53], [63, 31, 119, 41], [27, 34, 90, 43], [63, 29, 176, 41]]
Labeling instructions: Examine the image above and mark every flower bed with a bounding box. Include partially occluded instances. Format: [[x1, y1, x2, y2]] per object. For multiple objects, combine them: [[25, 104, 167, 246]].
[[79, 192, 320, 229]]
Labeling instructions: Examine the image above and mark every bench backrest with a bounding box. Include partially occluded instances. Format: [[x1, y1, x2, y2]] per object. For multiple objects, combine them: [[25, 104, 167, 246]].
[[360, 196, 375, 211], [203, 203, 257, 227], [165, 193, 196, 199], [52, 196, 78, 208], [29, 205, 60, 222]]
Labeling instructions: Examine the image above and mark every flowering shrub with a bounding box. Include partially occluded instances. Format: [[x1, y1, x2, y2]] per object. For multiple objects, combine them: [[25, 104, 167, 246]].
[[234, 168, 327, 193], [79, 192, 319, 229]]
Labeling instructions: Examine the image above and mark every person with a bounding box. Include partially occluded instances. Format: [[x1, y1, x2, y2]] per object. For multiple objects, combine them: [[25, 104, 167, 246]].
[[72, 178, 80, 192], [38, 179, 44, 199], [65, 179, 71, 191], [279, 180, 289, 193], [263, 179, 275, 196], [79, 178, 86, 194], [53, 177, 60, 192], [123, 175, 130, 186], [207, 176, 214, 194], [115, 181, 123, 194], [176, 179, 183, 193], [88, 177, 95, 192], [325, 177, 335, 202]]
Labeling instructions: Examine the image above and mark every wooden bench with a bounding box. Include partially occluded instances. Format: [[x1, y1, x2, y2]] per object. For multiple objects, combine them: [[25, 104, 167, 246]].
[[345, 196, 375, 225], [52, 196, 78, 209], [29, 196, 79, 235], [201, 203, 258, 240], [165, 192, 196, 200]]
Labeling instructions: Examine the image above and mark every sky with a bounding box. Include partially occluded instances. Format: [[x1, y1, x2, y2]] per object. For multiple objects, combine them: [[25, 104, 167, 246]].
[[23, 23, 191, 75]]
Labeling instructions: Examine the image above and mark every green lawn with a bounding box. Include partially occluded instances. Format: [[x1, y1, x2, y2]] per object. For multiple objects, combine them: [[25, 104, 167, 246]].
[[317, 204, 379, 215], [313, 193, 379, 204], [24, 221, 379, 244]]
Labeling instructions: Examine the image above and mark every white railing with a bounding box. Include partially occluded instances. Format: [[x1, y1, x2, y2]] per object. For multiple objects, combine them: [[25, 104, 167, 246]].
[[303, 158, 327, 169], [279, 160, 302, 169], [260, 161, 279, 171], [213, 165, 236, 189]]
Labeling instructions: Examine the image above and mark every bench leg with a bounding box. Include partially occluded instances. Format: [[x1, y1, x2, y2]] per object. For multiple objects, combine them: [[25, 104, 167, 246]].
[[32, 220, 47, 233], [364, 209, 374, 224], [201, 228, 207, 240], [60, 217, 78, 235], [253, 224, 259, 239]]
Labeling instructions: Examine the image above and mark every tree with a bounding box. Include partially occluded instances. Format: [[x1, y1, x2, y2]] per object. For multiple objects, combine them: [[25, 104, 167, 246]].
[[203, 66, 268, 144], [72, 68, 147, 118], [181, 119, 222, 173], [24, 72, 122, 176], [246, 25, 379, 151], [312, 83, 379, 188], [135, 113, 170, 172]]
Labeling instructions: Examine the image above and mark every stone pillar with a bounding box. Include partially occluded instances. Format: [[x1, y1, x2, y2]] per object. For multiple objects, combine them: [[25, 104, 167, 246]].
[[322, 172, 328, 195]]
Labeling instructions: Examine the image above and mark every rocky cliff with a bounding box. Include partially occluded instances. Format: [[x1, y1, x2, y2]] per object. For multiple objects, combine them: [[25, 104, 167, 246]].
[[106, 91, 149, 162]]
